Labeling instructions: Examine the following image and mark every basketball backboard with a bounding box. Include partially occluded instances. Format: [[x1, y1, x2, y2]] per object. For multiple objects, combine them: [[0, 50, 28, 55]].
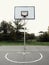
[[14, 6, 35, 20]]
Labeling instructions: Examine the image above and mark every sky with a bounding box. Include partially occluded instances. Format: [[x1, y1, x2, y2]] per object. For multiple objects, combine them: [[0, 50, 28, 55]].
[[0, 0, 49, 35]]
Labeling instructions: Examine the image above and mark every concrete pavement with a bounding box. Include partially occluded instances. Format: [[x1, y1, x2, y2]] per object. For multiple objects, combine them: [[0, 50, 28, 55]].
[[0, 46, 49, 65]]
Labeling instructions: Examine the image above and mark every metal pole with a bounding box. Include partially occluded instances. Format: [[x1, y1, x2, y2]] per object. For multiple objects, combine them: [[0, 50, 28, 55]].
[[24, 19, 26, 52]]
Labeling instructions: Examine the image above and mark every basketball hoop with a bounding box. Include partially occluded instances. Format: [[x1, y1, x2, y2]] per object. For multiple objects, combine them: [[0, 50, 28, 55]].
[[21, 11, 28, 18]]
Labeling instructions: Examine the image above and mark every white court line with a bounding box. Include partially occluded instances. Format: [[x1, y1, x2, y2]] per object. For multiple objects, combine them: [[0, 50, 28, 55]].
[[5, 53, 43, 63]]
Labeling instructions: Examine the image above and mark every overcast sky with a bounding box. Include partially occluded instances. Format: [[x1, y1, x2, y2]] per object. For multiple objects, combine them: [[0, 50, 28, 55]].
[[0, 0, 49, 35]]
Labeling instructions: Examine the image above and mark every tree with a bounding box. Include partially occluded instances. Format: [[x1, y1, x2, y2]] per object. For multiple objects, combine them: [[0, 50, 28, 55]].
[[1, 20, 8, 34], [37, 32, 49, 42], [0, 21, 15, 41], [7, 21, 16, 41], [14, 20, 25, 40], [26, 33, 35, 40]]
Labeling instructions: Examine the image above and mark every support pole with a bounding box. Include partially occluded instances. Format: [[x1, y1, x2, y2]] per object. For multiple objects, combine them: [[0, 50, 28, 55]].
[[24, 19, 26, 52]]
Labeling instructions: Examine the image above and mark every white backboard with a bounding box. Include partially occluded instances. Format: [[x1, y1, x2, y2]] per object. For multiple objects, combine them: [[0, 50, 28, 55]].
[[14, 6, 35, 20]]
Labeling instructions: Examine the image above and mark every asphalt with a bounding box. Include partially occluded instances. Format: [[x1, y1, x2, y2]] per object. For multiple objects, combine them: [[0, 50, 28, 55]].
[[0, 46, 49, 65]]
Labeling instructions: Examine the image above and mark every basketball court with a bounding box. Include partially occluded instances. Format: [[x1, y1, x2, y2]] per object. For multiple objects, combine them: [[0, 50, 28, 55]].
[[0, 46, 49, 65]]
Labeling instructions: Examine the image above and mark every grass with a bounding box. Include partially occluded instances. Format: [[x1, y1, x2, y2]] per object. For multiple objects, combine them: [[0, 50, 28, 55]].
[[0, 40, 49, 46]]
